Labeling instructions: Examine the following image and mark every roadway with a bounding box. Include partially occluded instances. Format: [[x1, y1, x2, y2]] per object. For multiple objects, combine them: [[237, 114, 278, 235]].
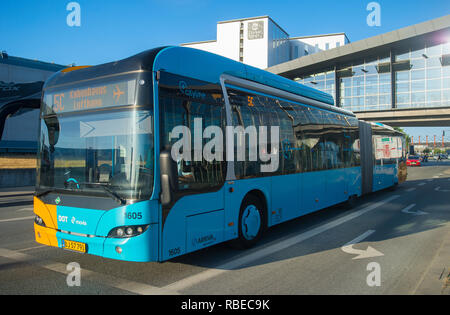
[[0, 162, 449, 295]]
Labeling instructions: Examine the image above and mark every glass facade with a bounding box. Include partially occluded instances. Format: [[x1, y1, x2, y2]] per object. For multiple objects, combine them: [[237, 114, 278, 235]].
[[394, 42, 450, 109], [293, 39, 450, 112], [296, 68, 336, 101], [337, 54, 391, 112]]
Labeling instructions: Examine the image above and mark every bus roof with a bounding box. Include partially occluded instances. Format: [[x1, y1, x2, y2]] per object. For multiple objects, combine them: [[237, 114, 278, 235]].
[[370, 121, 404, 136]]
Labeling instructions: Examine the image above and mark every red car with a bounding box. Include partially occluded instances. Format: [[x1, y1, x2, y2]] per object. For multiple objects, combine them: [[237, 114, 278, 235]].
[[407, 156, 421, 167]]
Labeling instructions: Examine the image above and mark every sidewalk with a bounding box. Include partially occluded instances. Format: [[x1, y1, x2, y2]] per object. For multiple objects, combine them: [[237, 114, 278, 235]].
[[413, 225, 450, 295], [0, 186, 35, 197]]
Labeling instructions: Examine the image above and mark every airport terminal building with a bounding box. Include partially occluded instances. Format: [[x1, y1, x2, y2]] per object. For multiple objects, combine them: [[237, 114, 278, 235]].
[[182, 16, 349, 70]]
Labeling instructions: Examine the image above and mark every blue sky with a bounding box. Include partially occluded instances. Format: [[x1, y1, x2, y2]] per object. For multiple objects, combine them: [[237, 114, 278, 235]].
[[1, 0, 450, 139], [2, 0, 449, 65]]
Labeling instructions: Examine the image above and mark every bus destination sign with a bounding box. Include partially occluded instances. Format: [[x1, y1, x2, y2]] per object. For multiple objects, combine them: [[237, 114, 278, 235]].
[[44, 79, 136, 114]]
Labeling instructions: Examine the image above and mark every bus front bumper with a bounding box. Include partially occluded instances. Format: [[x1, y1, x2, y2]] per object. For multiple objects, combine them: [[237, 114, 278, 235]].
[[34, 222, 159, 262]]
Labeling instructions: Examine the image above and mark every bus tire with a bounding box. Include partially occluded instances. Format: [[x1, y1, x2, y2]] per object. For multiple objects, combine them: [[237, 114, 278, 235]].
[[231, 194, 265, 249], [389, 182, 399, 191], [346, 194, 358, 209]]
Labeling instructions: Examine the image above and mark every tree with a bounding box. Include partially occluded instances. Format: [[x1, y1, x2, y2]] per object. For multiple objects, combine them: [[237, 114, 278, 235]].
[[393, 127, 411, 146]]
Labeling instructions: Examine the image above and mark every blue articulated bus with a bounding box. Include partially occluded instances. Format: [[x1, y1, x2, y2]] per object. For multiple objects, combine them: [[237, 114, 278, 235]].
[[33, 47, 407, 262]]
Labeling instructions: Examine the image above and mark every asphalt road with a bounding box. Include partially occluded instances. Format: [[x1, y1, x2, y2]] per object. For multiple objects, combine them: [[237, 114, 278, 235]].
[[0, 161, 449, 295]]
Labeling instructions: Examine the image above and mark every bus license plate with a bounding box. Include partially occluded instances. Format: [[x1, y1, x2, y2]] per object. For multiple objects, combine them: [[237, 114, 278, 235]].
[[63, 240, 86, 253]]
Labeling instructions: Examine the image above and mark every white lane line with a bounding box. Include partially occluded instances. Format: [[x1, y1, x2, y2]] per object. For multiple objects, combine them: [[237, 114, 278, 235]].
[[17, 207, 34, 212], [0, 216, 34, 223], [161, 194, 400, 294], [406, 187, 416, 192], [17, 245, 48, 252], [435, 186, 450, 192], [418, 183, 426, 186], [343, 230, 376, 246], [341, 230, 384, 260], [0, 247, 170, 295]]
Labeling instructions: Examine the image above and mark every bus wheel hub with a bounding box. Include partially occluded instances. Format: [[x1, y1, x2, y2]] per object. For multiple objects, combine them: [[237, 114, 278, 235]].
[[242, 205, 261, 240]]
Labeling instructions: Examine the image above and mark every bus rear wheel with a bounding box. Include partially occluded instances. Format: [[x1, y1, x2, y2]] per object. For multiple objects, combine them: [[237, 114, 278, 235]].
[[232, 195, 265, 249], [346, 194, 358, 209]]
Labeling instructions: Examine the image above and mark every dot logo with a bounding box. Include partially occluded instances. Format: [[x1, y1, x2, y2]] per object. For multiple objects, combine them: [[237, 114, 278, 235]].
[[58, 215, 68, 223]]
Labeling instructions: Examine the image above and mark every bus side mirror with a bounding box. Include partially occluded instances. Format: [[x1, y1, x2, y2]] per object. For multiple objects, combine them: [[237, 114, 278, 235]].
[[160, 150, 178, 206]]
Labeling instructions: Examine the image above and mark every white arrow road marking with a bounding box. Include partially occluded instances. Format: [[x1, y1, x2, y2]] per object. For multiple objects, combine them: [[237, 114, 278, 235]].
[[418, 183, 426, 186], [341, 230, 384, 260], [401, 204, 428, 216], [435, 186, 450, 192]]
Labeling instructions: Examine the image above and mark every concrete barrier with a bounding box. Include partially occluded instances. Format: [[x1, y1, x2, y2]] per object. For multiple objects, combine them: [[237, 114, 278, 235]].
[[0, 168, 36, 188]]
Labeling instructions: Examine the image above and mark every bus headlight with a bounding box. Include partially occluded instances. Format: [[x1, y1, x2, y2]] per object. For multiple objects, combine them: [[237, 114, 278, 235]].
[[107, 225, 149, 238], [34, 215, 46, 227]]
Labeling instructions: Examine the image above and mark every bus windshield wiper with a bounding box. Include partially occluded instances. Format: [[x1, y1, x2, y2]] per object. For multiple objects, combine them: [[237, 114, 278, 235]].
[[35, 188, 70, 197], [35, 189, 55, 198], [80, 182, 126, 205], [100, 184, 127, 205]]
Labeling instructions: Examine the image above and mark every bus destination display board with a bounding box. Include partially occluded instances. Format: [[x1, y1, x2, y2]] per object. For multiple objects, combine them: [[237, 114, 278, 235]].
[[43, 79, 136, 114]]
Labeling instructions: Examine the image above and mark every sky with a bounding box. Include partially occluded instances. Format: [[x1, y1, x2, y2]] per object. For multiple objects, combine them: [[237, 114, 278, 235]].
[[1, 0, 450, 140]]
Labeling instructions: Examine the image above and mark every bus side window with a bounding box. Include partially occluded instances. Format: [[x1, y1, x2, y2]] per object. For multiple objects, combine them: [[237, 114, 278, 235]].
[[304, 107, 324, 172], [276, 100, 296, 175], [292, 105, 309, 173]]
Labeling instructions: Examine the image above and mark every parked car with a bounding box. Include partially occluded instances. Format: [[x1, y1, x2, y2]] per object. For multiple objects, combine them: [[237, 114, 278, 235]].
[[407, 156, 422, 166]]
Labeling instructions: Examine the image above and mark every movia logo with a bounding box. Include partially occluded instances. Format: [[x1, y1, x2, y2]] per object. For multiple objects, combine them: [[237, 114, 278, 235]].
[[179, 81, 206, 100], [55, 197, 61, 205]]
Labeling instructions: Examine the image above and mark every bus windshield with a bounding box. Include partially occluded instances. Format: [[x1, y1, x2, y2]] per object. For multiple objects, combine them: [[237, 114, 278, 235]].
[[36, 109, 154, 202]]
